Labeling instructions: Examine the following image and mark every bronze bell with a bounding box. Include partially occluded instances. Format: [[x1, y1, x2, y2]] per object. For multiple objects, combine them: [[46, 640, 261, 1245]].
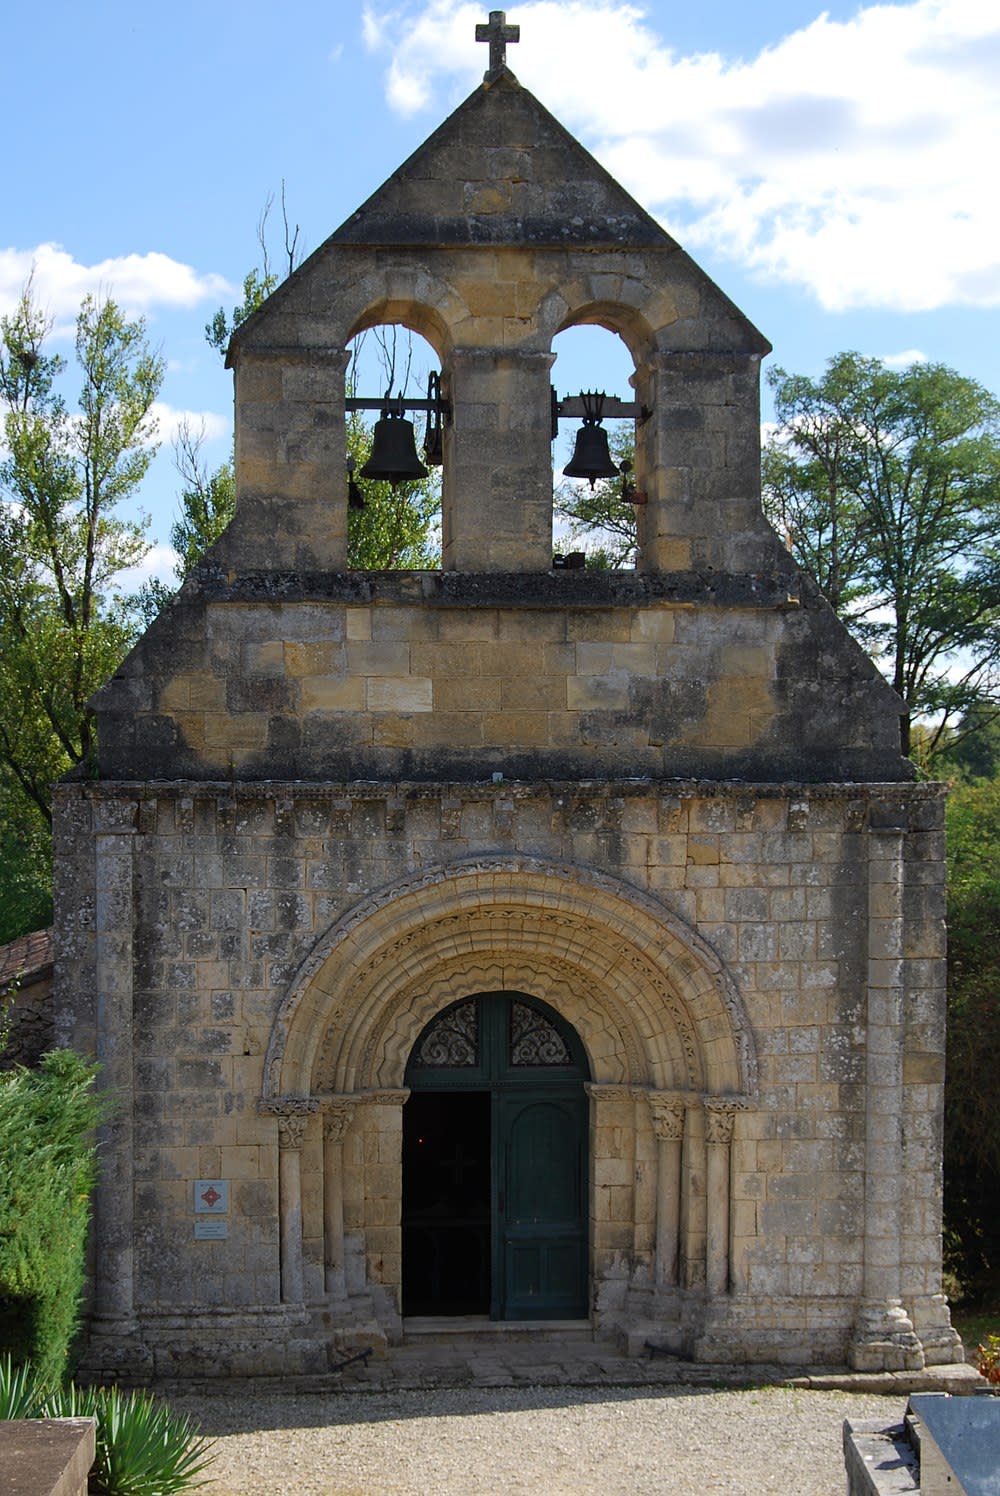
[[562, 391, 619, 488], [361, 406, 428, 487]]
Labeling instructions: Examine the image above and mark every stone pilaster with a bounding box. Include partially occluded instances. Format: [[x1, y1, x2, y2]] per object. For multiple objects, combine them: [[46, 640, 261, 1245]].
[[648, 1095, 686, 1288], [441, 348, 555, 570], [228, 346, 350, 570], [633, 350, 768, 574], [322, 1098, 357, 1299], [262, 1099, 320, 1304], [703, 1099, 737, 1297], [849, 822, 924, 1371], [91, 800, 138, 1330]]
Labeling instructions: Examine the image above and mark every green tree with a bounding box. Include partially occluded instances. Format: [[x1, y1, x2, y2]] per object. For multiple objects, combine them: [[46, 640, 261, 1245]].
[[169, 421, 236, 578], [166, 191, 296, 583], [554, 424, 637, 567], [935, 702, 1000, 783], [763, 354, 1000, 763], [0, 287, 162, 939], [944, 779, 1000, 1294]]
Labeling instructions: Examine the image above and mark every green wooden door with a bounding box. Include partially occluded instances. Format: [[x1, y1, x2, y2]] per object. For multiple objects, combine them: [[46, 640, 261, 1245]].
[[495, 1090, 588, 1319], [404, 992, 589, 1321]]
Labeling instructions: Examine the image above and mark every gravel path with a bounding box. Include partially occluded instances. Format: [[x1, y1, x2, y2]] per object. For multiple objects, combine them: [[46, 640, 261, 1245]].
[[173, 1384, 904, 1496]]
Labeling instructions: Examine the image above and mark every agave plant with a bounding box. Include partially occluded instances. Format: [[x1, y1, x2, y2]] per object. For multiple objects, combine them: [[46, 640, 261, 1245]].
[[41, 1381, 214, 1495], [0, 1352, 44, 1419], [86, 1386, 215, 1496], [0, 1356, 213, 1494]]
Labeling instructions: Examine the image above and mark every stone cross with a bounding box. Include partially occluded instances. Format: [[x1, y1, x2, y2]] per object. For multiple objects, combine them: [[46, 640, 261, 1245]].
[[476, 10, 520, 75]]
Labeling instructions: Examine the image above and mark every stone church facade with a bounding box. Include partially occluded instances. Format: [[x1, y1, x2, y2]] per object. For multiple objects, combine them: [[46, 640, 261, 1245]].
[[54, 34, 961, 1379]]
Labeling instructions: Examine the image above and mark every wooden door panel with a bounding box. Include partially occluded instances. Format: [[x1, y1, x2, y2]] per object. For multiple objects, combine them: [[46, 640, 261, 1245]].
[[498, 1092, 587, 1319]]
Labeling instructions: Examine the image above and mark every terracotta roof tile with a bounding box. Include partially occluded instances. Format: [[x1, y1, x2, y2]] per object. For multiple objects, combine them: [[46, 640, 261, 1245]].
[[0, 927, 54, 990]]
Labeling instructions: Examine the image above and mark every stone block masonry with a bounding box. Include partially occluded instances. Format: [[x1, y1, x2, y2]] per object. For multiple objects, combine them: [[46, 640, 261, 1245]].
[[54, 775, 959, 1378]]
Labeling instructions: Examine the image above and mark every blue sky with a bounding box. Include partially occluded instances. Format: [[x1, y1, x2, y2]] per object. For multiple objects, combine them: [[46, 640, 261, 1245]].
[[3, 0, 998, 581]]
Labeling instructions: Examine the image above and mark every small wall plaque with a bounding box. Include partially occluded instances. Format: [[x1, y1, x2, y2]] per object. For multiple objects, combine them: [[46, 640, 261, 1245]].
[[194, 1219, 229, 1240], [194, 1179, 229, 1214]]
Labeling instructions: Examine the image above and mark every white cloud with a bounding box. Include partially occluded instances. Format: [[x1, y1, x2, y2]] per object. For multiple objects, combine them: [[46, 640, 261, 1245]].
[[881, 349, 930, 368], [362, 5, 392, 51], [149, 404, 230, 448], [367, 0, 1000, 313], [115, 543, 181, 594], [0, 244, 232, 324]]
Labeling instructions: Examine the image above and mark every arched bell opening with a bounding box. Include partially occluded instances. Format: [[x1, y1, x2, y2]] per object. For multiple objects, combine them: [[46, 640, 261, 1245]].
[[344, 320, 444, 569], [402, 991, 591, 1321], [551, 319, 643, 571]]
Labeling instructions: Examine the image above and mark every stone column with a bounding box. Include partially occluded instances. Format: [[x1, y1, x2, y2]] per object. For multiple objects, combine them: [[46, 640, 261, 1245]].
[[633, 350, 767, 575], [322, 1098, 356, 1299], [849, 818, 924, 1370], [648, 1096, 686, 1288], [441, 348, 556, 571], [264, 1099, 319, 1305], [227, 346, 350, 571], [90, 800, 139, 1329], [703, 1100, 736, 1298]]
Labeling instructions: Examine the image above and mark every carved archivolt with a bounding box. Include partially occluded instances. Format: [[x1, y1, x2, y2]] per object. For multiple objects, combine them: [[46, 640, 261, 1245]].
[[262, 855, 757, 1101]]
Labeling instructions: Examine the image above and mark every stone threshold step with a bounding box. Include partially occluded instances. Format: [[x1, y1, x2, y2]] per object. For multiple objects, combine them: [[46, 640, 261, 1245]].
[[402, 1316, 595, 1345]]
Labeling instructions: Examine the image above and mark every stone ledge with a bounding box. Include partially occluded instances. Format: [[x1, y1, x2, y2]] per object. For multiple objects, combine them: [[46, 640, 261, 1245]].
[[184, 567, 804, 611], [0, 1419, 96, 1496], [791, 1363, 987, 1396], [58, 776, 947, 804]]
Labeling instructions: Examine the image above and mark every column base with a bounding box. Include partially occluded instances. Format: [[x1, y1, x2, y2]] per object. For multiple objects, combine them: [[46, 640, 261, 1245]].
[[910, 1292, 965, 1366], [74, 1316, 154, 1384], [848, 1300, 925, 1372]]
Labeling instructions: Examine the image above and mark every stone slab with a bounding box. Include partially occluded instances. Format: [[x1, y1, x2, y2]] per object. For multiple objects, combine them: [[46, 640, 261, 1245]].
[[908, 1392, 1000, 1496], [0, 1419, 95, 1496]]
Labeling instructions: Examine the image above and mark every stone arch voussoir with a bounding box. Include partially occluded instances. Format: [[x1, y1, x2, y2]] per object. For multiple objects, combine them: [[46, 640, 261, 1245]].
[[262, 856, 757, 1102], [345, 272, 468, 361]]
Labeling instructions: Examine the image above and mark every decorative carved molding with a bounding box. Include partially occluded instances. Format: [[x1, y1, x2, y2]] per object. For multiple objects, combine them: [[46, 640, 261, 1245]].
[[264, 853, 759, 1101], [260, 1097, 320, 1116], [355, 954, 645, 1091]]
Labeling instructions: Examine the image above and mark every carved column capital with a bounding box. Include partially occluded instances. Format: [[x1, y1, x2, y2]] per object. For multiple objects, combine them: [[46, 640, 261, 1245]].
[[323, 1097, 357, 1144], [277, 1114, 307, 1150], [703, 1096, 746, 1146], [260, 1097, 320, 1151], [647, 1094, 687, 1143]]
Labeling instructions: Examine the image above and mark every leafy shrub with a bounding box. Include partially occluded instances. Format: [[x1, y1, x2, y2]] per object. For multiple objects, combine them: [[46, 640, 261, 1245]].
[[0, 1354, 214, 1494], [0, 1050, 104, 1386], [976, 1334, 1000, 1386]]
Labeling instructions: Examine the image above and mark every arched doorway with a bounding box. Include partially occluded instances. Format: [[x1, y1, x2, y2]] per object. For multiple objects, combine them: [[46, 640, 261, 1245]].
[[402, 991, 590, 1321]]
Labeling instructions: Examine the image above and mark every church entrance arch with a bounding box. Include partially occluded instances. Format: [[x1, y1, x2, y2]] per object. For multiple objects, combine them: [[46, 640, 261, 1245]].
[[402, 992, 589, 1321]]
